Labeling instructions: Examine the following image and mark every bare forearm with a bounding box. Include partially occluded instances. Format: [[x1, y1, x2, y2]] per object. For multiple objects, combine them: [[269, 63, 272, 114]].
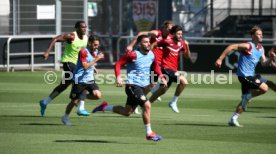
[[83, 58, 100, 70], [218, 44, 238, 60]]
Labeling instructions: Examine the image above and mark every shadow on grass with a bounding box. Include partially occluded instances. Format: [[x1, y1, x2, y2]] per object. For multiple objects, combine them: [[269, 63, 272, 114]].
[[55, 139, 157, 145], [0, 115, 42, 118], [55, 139, 117, 143], [20, 123, 64, 126], [218, 109, 261, 113], [94, 115, 141, 119], [164, 123, 228, 127], [256, 116, 276, 119], [249, 107, 276, 110]]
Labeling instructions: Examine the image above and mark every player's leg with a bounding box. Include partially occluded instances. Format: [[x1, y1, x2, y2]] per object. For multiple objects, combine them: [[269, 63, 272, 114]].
[[149, 85, 168, 103], [149, 68, 172, 103], [39, 62, 75, 116], [264, 80, 276, 92], [169, 75, 188, 113], [143, 100, 162, 141], [92, 100, 133, 116], [229, 77, 249, 127], [92, 85, 137, 115], [62, 98, 79, 126], [134, 85, 151, 115], [78, 83, 101, 116], [229, 75, 268, 127], [61, 83, 85, 125], [241, 75, 268, 111], [149, 60, 162, 102], [150, 70, 162, 101]]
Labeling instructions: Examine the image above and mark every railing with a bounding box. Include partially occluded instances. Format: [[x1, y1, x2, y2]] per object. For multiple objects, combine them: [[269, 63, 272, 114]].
[[5, 35, 57, 72], [116, 36, 276, 69], [117, 36, 276, 58]]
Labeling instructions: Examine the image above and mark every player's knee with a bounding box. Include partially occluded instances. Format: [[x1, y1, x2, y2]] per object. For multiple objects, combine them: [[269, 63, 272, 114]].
[[260, 83, 268, 93], [94, 90, 102, 99], [144, 101, 151, 111], [179, 76, 188, 85]]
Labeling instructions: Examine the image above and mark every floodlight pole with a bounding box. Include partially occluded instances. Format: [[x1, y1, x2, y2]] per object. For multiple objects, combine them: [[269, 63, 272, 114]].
[[83, 0, 88, 34], [55, 0, 61, 71]]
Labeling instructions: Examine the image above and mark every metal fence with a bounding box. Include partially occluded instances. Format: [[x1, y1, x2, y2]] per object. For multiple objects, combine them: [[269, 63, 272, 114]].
[[1, 0, 276, 72]]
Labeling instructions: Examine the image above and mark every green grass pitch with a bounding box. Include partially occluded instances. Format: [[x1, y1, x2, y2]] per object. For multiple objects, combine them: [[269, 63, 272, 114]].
[[0, 71, 275, 154]]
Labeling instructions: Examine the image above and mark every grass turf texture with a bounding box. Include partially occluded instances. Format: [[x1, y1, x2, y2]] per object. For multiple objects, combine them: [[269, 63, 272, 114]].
[[0, 71, 275, 154]]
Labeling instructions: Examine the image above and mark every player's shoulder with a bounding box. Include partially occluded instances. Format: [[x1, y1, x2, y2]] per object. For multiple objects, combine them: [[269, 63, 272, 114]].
[[63, 32, 75, 42], [79, 48, 88, 55], [124, 51, 137, 61], [126, 50, 137, 56]]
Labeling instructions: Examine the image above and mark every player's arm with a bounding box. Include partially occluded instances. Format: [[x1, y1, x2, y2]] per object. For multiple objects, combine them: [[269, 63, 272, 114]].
[[183, 40, 191, 59], [93, 66, 98, 74], [153, 39, 167, 50], [114, 52, 137, 87], [126, 30, 158, 52], [43, 33, 75, 60], [151, 42, 158, 50], [80, 49, 104, 71], [260, 48, 276, 68], [152, 60, 167, 87], [215, 43, 249, 68]]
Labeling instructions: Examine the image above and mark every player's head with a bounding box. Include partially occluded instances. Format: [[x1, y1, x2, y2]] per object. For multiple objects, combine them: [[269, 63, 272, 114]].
[[88, 35, 100, 51], [75, 21, 87, 35], [250, 25, 263, 43], [170, 25, 183, 41], [161, 20, 174, 38], [137, 35, 151, 52]]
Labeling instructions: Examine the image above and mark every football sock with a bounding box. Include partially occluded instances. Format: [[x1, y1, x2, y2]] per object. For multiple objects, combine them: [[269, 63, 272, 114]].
[[170, 96, 179, 104], [43, 96, 52, 105], [151, 83, 160, 93], [232, 113, 240, 120], [63, 114, 69, 119], [246, 93, 252, 100], [145, 124, 153, 135], [104, 105, 113, 111], [78, 100, 85, 111]]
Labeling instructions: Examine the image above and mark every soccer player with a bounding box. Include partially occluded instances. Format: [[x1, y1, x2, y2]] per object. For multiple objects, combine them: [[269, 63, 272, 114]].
[[215, 25, 276, 127], [127, 20, 174, 114], [149, 25, 191, 113], [92, 35, 167, 141], [61, 35, 104, 125], [39, 21, 91, 117]]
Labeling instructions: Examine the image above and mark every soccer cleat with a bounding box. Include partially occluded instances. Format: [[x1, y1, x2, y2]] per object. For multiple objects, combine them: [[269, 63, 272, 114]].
[[61, 116, 72, 126], [92, 101, 108, 113], [146, 132, 162, 141], [39, 100, 47, 117], [134, 107, 141, 114], [157, 97, 162, 102], [169, 102, 179, 113], [228, 118, 243, 127], [77, 109, 91, 116]]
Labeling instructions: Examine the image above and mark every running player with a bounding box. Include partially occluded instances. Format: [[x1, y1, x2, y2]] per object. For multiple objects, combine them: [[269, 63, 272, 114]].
[[92, 35, 167, 141], [215, 25, 276, 127], [149, 25, 191, 113], [61, 35, 104, 125], [39, 21, 91, 116]]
